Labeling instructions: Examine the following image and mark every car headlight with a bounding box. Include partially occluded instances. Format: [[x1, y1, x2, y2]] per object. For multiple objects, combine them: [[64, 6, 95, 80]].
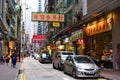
[[76, 67, 83, 71], [95, 66, 99, 70]]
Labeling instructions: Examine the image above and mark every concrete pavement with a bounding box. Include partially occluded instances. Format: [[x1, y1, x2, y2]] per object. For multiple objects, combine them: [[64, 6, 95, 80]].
[[0, 61, 20, 80]]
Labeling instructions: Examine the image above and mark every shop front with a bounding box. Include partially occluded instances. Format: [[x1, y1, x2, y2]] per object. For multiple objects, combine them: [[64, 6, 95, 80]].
[[83, 13, 113, 69], [70, 29, 84, 55], [9, 41, 15, 55], [0, 19, 4, 57]]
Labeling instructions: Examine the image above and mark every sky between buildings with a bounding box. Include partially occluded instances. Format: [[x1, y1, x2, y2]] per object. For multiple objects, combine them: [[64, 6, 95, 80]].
[[25, 0, 45, 42]]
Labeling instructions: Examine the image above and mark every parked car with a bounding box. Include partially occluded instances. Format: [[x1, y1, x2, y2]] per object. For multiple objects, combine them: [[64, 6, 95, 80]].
[[33, 52, 40, 60], [52, 51, 75, 70], [39, 53, 51, 63], [63, 55, 100, 78]]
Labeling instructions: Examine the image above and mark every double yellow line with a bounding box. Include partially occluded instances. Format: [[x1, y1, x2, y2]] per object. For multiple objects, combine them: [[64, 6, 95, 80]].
[[20, 73, 26, 80], [20, 60, 26, 80]]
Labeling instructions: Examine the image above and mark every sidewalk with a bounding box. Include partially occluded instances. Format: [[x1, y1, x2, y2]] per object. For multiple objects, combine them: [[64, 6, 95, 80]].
[[100, 68, 120, 80], [0, 62, 20, 80]]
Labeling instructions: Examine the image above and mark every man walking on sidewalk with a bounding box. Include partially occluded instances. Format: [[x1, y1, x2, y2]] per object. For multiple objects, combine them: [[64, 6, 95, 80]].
[[11, 52, 17, 68]]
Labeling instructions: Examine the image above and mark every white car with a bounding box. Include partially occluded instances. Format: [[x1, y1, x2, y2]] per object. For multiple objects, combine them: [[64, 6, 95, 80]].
[[34, 53, 40, 60]]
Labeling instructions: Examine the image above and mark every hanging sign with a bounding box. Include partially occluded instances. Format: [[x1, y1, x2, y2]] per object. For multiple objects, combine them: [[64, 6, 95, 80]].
[[32, 12, 64, 22], [32, 35, 46, 43]]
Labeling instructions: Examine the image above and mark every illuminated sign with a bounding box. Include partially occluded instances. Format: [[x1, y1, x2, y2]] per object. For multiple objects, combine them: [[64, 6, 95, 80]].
[[32, 39, 42, 43], [33, 35, 46, 39], [77, 39, 84, 45], [32, 12, 64, 22], [32, 35, 46, 43]]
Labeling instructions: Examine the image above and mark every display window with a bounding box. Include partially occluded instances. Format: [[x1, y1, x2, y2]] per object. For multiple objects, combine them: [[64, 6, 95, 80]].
[[85, 31, 112, 61]]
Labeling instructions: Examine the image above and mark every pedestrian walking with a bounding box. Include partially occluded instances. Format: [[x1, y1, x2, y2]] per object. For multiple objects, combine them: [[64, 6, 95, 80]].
[[11, 52, 17, 68], [5, 55, 10, 65], [0, 55, 5, 64]]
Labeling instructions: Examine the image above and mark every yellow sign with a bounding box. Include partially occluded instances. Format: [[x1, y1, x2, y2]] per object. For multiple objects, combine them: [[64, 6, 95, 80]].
[[53, 22, 60, 27], [9, 41, 14, 49], [32, 12, 64, 22]]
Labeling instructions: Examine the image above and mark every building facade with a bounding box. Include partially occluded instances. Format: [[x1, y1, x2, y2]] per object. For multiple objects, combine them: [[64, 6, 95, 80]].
[[47, 0, 120, 70], [0, 0, 6, 57], [82, 0, 120, 70], [0, 0, 20, 58]]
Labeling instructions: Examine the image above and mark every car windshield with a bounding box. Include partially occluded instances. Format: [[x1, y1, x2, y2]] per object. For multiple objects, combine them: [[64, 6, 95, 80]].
[[42, 53, 50, 58], [74, 56, 94, 63], [62, 52, 74, 55]]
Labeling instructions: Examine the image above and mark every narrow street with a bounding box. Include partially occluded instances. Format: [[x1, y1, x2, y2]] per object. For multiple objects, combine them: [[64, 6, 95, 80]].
[[18, 57, 108, 80]]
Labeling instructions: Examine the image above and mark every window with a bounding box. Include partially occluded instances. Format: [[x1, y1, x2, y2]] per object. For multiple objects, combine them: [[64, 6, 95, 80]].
[[76, 0, 78, 3], [0, 0, 2, 16], [62, 52, 74, 55], [0, 0, 4, 19], [74, 56, 94, 63]]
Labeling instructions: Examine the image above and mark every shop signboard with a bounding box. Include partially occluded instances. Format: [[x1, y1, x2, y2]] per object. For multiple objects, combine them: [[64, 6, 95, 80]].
[[53, 22, 60, 27], [32, 12, 64, 22], [70, 29, 83, 41], [32, 35, 46, 43]]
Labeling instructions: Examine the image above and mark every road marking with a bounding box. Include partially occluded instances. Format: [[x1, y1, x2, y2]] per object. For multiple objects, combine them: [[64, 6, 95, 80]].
[[23, 73, 26, 80], [20, 60, 26, 80], [98, 78, 106, 80], [20, 73, 26, 80]]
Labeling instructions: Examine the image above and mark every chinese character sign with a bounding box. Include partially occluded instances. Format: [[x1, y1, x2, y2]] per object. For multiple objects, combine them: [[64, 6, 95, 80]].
[[32, 12, 64, 22], [33, 35, 46, 39], [32, 35, 46, 43]]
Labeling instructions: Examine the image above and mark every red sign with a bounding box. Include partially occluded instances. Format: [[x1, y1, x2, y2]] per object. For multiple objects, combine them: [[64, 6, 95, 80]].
[[32, 35, 46, 43], [32, 39, 42, 43], [33, 35, 46, 39], [77, 39, 84, 45]]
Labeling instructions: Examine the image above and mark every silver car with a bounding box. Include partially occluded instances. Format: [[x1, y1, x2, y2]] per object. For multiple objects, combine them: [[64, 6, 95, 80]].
[[52, 51, 75, 70], [63, 55, 100, 78]]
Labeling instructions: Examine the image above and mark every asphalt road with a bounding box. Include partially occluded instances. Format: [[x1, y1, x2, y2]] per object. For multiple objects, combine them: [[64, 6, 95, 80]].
[[18, 57, 109, 80]]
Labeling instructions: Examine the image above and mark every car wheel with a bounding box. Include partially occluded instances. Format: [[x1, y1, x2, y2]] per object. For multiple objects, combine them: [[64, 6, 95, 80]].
[[72, 70, 77, 78], [53, 63, 56, 69], [57, 64, 60, 69], [63, 67, 66, 74]]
